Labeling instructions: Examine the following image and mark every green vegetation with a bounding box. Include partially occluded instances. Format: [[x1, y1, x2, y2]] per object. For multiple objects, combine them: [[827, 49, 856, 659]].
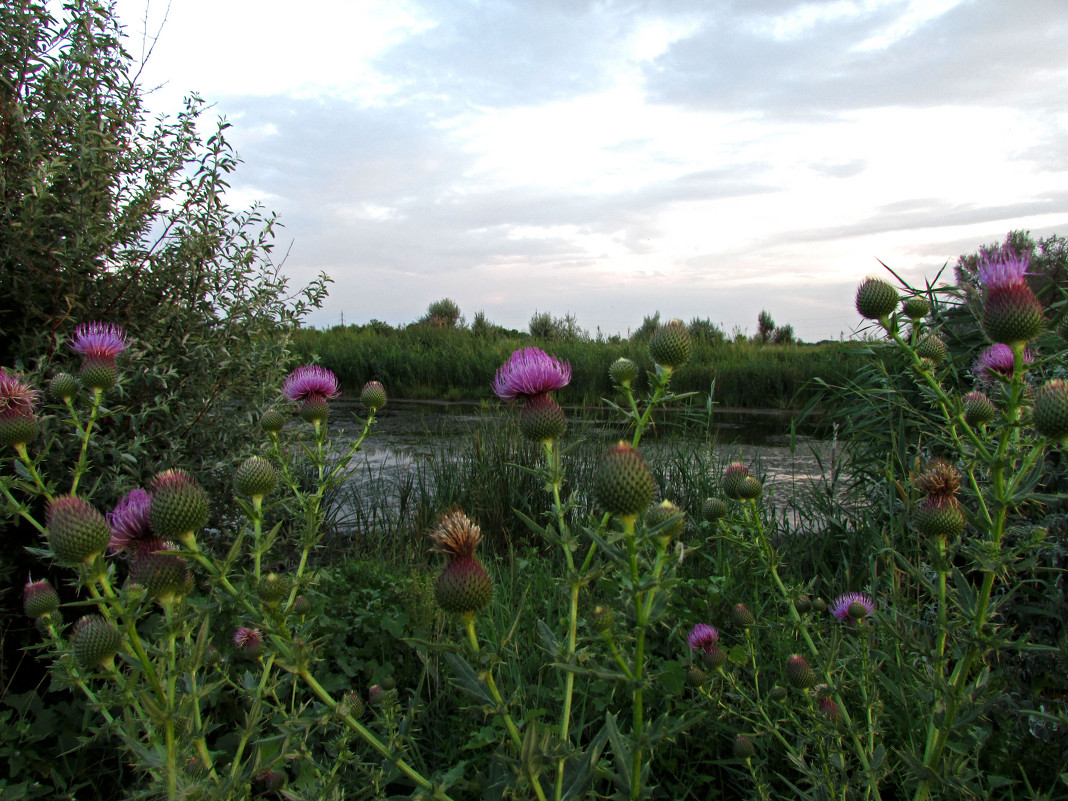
[[292, 323, 867, 408]]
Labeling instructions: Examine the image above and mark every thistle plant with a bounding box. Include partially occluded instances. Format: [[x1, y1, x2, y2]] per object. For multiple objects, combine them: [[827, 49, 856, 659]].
[[2, 325, 459, 801]]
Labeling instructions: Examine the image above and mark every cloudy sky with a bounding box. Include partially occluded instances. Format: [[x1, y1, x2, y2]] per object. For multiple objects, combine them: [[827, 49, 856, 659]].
[[112, 0, 1068, 341]]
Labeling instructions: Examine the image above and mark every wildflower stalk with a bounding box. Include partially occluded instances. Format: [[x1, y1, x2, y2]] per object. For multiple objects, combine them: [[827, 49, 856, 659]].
[[744, 499, 880, 794], [298, 668, 454, 800], [70, 388, 102, 495]]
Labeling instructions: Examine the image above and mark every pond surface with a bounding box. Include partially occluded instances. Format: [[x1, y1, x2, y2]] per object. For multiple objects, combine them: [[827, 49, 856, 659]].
[[324, 400, 841, 508]]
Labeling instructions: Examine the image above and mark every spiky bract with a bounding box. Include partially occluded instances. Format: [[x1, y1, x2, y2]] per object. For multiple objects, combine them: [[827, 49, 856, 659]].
[[72, 615, 122, 669], [258, 572, 290, 605], [730, 603, 756, 628], [49, 372, 79, 402], [24, 577, 60, 619], [786, 655, 816, 689], [360, 380, 387, 412], [519, 393, 566, 443], [855, 278, 898, 320], [721, 463, 751, 500], [1033, 380, 1068, 441], [962, 392, 996, 427], [916, 335, 947, 364], [644, 500, 685, 544], [593, 442, 655, 518], [149, 470, 209, 541], [129, 541, 192, 601], [260, 409, 287, 433], [434, 556, 493, 614], [648, 319, 692, 369], [46, 496, 110, 565], [609, 357, 639, 387], [913, 495, 965, 540], [236, 456, 276, 499], [702, 497, 728, 522], [733, 735, 755, 760], [902, 296, 930, 319]]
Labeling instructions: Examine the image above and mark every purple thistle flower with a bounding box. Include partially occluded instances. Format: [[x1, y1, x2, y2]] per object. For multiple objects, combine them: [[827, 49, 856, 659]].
[[107, 489, 154, 554], [233, 626, 264, 658], [492, 347, 572, 402], [282, 365, 340, 403], [687, 623, 720, 652], [0, 369, 40, 416], [977, 249, 1030, 291], [973, 343, 1035, 385], [829, 591, 876, 622], [70, 322, 128, 361]]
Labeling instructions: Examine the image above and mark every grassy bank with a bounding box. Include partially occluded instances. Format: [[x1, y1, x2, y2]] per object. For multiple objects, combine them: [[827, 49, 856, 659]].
[[291, 324, 870, 409]]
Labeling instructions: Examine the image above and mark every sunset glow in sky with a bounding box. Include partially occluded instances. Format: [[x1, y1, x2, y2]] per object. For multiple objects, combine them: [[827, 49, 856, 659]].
[[114, 0, 1068, 340]]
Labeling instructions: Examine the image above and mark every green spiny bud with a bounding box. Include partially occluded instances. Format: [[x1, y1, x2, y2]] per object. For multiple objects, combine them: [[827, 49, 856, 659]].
[[46, 496, 110, 565], [0, 412, 38, 449], [786, 655, 816, 689], [855, 277, 899, 321], [260, 409, 287, 433], [768, 686, 788, 702], [648, 319, 692, 369], [72, 615, 122, 670], [702, 645, 726, 670], [913, 495, 965, 540], [609, 357, 639, 387], [360, 380, 387, 412], [235, 456, 276, 499], [519, 393, 566, 443], [794, 595, 812, 614], [962, 392, 996, 427], [1033, 380, 1068, 443], [916, 335, 947, 364], [24, 577, 60, 619], [129, 543, 192, 601], [902, 296, 930, 319], [730, 603, 756, 628], [644, 500, 685, 545], [290, 595, 311, 616], [983, 282, 1043, 346], [685, 666, 707, 687], [149, 470, 209, 544], [258, 572, 290, 606], [733, 734, 756, 760], [702, 497, 727, 522], [341, 690, 365, 719], [721, 462, 751, 500], [593, 442, 656, 519], [49, 373, 79, 402]]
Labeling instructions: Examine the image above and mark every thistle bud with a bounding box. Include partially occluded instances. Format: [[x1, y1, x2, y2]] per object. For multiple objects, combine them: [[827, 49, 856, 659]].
[[341, 690, 365, 719], [1033, 380, 1068, 444], [702, 497, 727, 522], [733, 735, 756, 760], [609, 357, 639, 387], [648, 319, 692, 370], [360, 380, 387, 412], [855, 278, 898, 321], [290, 595, 311, 616], [962, 392, 996, 427], [592, 605, 615, 635], [902, 297, 930, 320], [435, 557, 493, 615], [786, 655, 816, 689], [811, 598, 827, 613], [72, 615, 123, 670], [49, 373, 79, 402], [24, 577, 60, 619], [817, 696, 843, 723], [913, 494, 965, 540], [129, 542, 192, 602], [46, 496, 110, 565], [983, 282, 1043, 346], [644, 500, 685, 546], [149, 470, 209, 544], [0, 412, 37, 450], [260, 409, 287, 433], [593, 442, 656, 519], [721, 463, 751, 500], [916, 335, 947, 364], [685, 666, 707, 687], [768, 686, 788, 702], [794, 595, 812, 614], [730, 603, 756, 628], [258, 572, 290, 606], [235, 456, 276, 500], [702, 645, 726, 670], [519, 393, 566, 443]]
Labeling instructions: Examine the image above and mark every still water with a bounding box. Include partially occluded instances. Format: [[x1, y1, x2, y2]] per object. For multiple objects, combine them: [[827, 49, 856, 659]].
[[325, 399, 839, 506]]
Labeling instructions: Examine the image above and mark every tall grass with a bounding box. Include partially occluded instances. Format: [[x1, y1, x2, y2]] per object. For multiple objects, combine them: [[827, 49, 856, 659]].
[[292, 325, 868, 409]]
